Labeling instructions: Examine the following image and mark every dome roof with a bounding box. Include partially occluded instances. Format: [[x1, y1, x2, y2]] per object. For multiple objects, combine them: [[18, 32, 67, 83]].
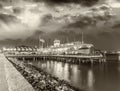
[[54, 39, 60, 43]]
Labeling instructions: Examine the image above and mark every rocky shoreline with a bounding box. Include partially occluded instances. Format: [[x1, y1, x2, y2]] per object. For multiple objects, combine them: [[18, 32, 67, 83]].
[[8, 59, 82, 91]]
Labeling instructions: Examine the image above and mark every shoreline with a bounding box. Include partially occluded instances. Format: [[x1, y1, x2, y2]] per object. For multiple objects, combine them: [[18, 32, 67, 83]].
[[8, 58, 82, 91]]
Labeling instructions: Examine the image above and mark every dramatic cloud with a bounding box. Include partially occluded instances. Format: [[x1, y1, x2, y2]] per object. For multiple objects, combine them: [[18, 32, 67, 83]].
[[33, 0, 99, 6], [0, 0, 120, 50], [0, 14, 35, 40]]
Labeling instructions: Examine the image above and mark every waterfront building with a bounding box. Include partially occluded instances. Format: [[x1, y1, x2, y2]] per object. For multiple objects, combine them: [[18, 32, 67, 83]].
[[64, 42, 94, 55], [39, 39, 95, 55], [3, 39, 101, 56]]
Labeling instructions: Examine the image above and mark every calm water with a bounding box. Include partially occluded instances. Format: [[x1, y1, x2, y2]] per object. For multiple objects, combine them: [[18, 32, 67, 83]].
[[28, 60, 120, 91]]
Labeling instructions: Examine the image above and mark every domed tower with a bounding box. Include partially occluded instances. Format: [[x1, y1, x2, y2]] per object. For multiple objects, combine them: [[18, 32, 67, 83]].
[[54, 39, 60, 47]]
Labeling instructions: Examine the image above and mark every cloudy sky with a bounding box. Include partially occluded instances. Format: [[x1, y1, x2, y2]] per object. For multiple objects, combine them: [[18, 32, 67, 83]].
[[0, 0, 120, 50]]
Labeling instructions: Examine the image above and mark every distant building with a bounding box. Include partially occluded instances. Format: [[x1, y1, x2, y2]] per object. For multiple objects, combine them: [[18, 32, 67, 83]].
[[15, 45, 37, 52], [3, 45, 37, 54]]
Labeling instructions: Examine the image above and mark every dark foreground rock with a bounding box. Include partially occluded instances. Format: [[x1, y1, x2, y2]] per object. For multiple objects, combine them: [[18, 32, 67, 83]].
[[8, 59, 82, 91]]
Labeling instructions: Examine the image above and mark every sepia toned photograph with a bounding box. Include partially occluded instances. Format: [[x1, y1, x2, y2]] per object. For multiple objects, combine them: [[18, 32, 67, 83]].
[[0, 0, 120, 91]]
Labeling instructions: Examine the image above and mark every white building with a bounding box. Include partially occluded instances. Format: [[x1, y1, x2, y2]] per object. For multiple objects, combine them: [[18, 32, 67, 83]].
[[54, 39, 60, 47]]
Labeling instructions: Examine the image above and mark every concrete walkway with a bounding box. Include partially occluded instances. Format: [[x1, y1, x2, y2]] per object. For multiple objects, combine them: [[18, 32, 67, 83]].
[[0, 54, 35, 91], [0, 55, 9, 91]]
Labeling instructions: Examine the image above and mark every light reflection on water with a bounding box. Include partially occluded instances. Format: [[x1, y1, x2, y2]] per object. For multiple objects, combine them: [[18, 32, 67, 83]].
[[29, 60, 120, 91]]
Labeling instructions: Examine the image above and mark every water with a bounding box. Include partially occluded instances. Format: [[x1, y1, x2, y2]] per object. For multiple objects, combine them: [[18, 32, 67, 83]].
[[27, 60, 120, 91]]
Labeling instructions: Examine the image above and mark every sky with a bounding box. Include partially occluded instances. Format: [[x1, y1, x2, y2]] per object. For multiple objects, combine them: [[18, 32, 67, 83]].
[[0, 0, 120, 50]]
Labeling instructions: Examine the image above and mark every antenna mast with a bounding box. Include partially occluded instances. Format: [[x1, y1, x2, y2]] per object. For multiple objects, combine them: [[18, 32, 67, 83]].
[[39, 35, 40, 48], [82, 32, 84, 44]]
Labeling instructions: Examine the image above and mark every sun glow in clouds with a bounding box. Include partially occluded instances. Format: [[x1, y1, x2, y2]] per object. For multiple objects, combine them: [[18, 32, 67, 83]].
[[17, 9, 40, 28], [106, 0, 120, 8]]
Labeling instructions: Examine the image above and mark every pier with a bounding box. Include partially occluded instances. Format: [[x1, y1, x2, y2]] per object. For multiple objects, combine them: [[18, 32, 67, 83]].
[[3, 39, 106, 64], [5, 54, 105, 64]]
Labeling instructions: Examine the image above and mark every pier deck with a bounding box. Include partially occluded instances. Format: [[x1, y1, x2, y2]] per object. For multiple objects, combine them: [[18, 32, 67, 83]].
[[5, 54, 105, 63], [5, 54, 103, 58]]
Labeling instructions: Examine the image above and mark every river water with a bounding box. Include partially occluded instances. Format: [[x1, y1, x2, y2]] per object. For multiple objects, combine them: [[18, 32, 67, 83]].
[[27, 60, 120, 91]]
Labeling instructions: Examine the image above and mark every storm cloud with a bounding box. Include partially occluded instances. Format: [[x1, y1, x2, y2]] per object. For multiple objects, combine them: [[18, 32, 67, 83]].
[[33, 0, 99, 6], [0, 0, 120, 50]]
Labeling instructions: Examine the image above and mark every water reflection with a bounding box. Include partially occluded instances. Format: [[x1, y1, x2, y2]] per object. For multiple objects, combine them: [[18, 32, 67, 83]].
[[29, 60, 120, 91], [87, 70, 94, 91]]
